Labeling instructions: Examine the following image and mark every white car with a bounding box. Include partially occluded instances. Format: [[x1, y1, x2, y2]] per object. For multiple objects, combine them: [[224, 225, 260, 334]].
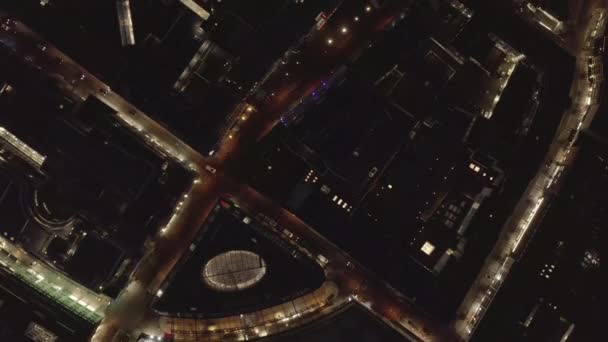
[[317, 254, 329, 266], [205, 165, 217, 174], [368, 166, 378, 178]]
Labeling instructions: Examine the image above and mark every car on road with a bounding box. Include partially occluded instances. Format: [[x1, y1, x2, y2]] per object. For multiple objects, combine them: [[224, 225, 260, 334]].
[[204, 165, 217, 174], [266, 218, 278, 227], [99, 87, 110, 95], [368, 166, 378, 178], [282, 229, 294, 238], [317, 254, 329, 266], [70, 73, 86, 84]]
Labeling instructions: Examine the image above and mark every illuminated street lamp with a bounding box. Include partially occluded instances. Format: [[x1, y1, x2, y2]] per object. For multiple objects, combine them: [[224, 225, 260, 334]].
[[326, 37, 334, 45], [354, 16, 360, 22], [340, 26, 348, 34], [365, 5, 372, 13]]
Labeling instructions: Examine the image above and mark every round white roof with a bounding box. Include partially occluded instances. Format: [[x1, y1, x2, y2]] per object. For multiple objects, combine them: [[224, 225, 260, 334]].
[[202, 250, 266, 292]]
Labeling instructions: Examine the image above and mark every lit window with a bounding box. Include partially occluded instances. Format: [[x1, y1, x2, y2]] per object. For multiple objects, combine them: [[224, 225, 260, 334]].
[[469, 163, 476, 170], [332, 195, 338, 202], [421, 242, 435, 255], [337, 199, 343, 205]]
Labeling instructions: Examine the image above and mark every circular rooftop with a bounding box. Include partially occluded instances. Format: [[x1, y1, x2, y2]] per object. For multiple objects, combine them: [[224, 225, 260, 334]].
[[202, 250, 267, 292], [27, 183, 75, 228]]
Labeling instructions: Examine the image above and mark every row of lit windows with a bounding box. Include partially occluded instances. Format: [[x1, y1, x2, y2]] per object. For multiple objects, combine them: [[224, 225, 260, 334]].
[[331, 195, 353, 212]]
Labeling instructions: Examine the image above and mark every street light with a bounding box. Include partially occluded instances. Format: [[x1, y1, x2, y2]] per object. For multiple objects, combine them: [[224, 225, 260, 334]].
[[340, 26, 348, 34], [365, 5, 372, 13], [354, 16, 360, 22], [326, 37, 334, 45]]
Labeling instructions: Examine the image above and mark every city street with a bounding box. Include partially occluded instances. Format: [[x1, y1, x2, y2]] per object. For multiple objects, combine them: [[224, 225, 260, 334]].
[[452, 1, 607, 339], [0, 4, 445, 342], [1, 1, 602, 341]]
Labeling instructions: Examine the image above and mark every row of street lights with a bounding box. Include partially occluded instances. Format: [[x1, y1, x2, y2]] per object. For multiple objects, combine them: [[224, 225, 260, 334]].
[[326, 4, 374, 46]]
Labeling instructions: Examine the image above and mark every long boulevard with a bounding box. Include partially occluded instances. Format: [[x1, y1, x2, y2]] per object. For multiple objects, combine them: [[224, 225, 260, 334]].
[[0, 3, 446, 342], [453, 0, 607, 339]]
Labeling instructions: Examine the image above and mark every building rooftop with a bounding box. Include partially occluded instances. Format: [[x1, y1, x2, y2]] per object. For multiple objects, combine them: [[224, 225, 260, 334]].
[[202, 250, 267, 292], [0, 0, 604, 341], [153, 200, 325, 317]]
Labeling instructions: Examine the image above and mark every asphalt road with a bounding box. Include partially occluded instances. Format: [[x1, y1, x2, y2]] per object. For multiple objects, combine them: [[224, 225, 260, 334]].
[[0, 3, 444, 342], [2, 1, 598, 341], [452, 1, 607, 339]]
